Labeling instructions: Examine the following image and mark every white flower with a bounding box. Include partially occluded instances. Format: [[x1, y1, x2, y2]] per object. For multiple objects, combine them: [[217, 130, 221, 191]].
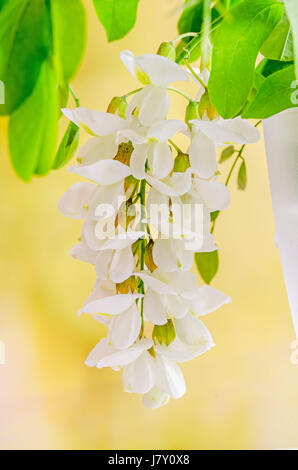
[[120, 50, 188, 126], [59, 48, 241, 409], [129, 119, 187, 180], [189, 116, 260, 178], [62, 107, 129, 165]]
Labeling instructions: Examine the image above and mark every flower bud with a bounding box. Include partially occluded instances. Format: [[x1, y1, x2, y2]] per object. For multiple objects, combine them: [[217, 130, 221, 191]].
[[107, 96, 127, 119], [153, 319, 176, 346], [145, 240, 157, 272], [116, 276, 137, 294], [157, 41, 176, 62], [173, 153, 190, 172], [198, 91, 219, 120], [114, 142, 134, 166], [185, 100, 199, 123]]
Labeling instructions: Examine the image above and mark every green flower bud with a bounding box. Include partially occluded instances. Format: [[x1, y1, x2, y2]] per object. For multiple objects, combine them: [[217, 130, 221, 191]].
[[157, 41, 176, 61], [153, 319, 176, 346], [173, 153, 190, 173], [107, 96, 127, 119], [185, 100, 199, 123], [198, 91, 219, 120]]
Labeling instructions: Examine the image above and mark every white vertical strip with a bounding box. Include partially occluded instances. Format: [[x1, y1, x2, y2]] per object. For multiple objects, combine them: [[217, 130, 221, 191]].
[[263, 108, 298, 337]]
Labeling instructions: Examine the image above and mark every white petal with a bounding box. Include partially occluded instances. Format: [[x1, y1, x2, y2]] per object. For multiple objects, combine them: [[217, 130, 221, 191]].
[[77, 136, 118, 165], [155, 355, 186, 399], [93, 314, 111, 327], [153, 239, 178, 272], [143, 288, 167, 325], [69, 160, 131, 185], [69, 243, 96, 264], [94, 338, 153, 368], [151, 142, 173, 179], [196, 180, 230, 211], [82, 218, 105, 251], [81, 293, 143, 315], [174, 313, 214, 349], [165, 294, 189, 319], [58, 182, 95, 219], [136, 53, 188, 86], [152, 170, 192, 197], [175, 239, 194, 271], [189, 131, 217, 178], [120, 50, 137, 79], [88, 182, 124, 220], [123, 351, 156, 393], [187, 285, 231, 316], [155, 337, 210, 363], [108, 303, 141, 349], [85, 338, 115, 367], [62, 107, 127, 135], [99, 231, 146, 250], [95, 249, 113, 280], [147, 119, 187, 143], [134, 271, 176, 295], [109, 246, 135, 283], [130, 143, 148, 179], [142, 386, 170, 409], [167, 271, 199, 299], [138, 86, 170, 127], [146, 175, 178, 197], [191, 117, 260, 144]]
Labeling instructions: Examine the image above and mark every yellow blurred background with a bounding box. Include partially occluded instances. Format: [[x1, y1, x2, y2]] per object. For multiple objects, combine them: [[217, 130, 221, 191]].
[[0, 0, 298, 450]]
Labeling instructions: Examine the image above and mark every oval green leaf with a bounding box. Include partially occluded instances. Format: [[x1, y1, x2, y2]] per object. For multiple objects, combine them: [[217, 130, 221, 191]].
[[208, 0, 283, 118], [9, 60, 59, 181], [0, 0, 50, 115], [93, 0, 139, 42], [195, 250, 219, 285], [51, 0, 86, 83], [242, 64, 297, 119]]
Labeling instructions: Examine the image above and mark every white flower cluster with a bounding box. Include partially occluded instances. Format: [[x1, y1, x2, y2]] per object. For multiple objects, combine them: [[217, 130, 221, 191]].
[[59, 50, 260, 408]]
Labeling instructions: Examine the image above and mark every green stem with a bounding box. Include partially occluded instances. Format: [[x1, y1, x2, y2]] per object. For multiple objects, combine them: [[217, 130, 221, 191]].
[[69, 85, 80, 107], [168, 139, 183, 155], [123, 87, 143, 98], [138, 178, 147, 337], [184, 59, 208, 89], [171, 32, 198, 44], [167, 87, 194, 102], [225, 144, 245, 186]]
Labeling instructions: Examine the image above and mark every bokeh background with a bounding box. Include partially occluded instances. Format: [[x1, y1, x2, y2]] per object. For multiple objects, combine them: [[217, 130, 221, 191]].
[[0, 0, 298, 450]]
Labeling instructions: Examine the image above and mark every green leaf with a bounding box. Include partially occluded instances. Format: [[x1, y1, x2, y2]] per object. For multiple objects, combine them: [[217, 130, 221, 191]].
[[208, 0, 283, 118], [93, 0, 139, 42], [195, 250, 219, 284], [237, 160, 247, 190], [284, 0, 298, 78], [9, 60, 59, 181], [178, 0, 204, 35], [0, 0, 50, 115], [257, 57, 294, 77], [53, 122, 80, 170], [261, 14, 294, 61], [242, 64, 297, 119], [219, 145, 235, 163], [50, 0, 86, 83]]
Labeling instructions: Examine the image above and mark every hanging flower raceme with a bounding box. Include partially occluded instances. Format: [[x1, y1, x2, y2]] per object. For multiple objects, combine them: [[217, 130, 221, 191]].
[[58, 46, 259, 408]]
